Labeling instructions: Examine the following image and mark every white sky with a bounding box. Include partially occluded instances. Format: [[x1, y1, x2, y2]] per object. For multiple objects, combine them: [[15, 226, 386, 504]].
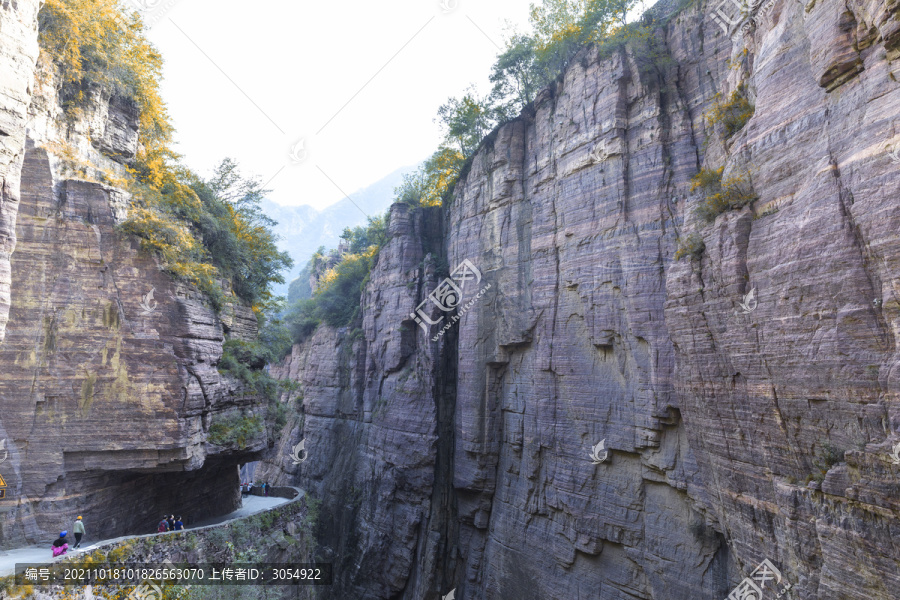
[[142, 0, 535, 210]]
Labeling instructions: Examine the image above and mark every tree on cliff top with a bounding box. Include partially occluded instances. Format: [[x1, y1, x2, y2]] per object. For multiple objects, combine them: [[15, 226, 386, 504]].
[[490, 0, 642, 117], [278, 0, 649, 351], [396, 0, 643, 214], [38, 0, 292, 313], [38, 0, 171, 145]]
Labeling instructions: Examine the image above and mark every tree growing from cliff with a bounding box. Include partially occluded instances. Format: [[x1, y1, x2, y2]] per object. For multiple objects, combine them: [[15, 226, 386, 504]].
[[436, 87, 500, 158], [489, 33, 541, 112], [199, 158, 292, 307], [123, 157, 292, 310], [492, 0, 647, 118], [340, 214, 389, 254], [40, 0, 292, 313], [394, 146, 465, 207], [38, 0, 172, 145]]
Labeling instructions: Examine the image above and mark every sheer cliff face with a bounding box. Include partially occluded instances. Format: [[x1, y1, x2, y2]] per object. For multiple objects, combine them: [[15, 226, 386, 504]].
[[0, 17, 265, 545], [258, 205, 449, 599], [264, 0, 900, 598], [663, 0, 900, 596], [0, 0, 41, 344]]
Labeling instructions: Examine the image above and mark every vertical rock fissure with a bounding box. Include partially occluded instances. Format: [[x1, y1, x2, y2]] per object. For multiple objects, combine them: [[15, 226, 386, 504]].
[[432, 312, 459, 596]]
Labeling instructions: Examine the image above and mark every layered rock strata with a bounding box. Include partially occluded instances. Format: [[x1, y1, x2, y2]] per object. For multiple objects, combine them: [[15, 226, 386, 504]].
[[0, 14, 266, 546], [259, 0, 900, 597], [0, 0, 41, 343]]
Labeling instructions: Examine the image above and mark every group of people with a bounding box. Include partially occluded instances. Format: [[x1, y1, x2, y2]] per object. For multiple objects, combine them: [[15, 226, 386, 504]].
[[50, 512, 187, 557], [51, 516, 85, 557], [240, 481, 271, 496], [157, 514, 184, 533]]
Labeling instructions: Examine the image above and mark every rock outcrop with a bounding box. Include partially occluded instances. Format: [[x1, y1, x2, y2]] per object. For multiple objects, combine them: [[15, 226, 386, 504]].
[[0, 12, 267, 547], [259, 0, 900, 597], [0, 0, 41, 344], [257, 204, 448, 599]]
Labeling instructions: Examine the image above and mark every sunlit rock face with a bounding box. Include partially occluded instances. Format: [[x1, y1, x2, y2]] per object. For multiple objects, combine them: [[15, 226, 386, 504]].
[[259, 0, 900, 598], [0, 7, 266, 546], [0, 0, 42, 345], [0, 143, 265, 546]]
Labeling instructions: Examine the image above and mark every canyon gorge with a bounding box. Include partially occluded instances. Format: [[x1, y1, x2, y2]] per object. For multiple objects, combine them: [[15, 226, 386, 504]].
[[1, 0, 899, 597]]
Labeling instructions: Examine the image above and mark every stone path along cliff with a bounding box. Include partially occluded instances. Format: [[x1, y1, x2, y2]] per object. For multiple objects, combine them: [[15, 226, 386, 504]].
[[0, 488, 303, 577]]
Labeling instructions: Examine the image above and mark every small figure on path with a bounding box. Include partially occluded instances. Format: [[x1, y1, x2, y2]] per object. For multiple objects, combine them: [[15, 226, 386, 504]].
[[167, 515, 175, 531], [174, 515, 184, 531], [52, 531, 69, 557], [73, 516, 85, 548], [157, 516, 169, 533], [264, 482, 269, 497]]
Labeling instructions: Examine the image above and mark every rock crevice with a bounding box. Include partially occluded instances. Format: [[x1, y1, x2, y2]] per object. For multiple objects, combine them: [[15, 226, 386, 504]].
[[260, 0, 900, 597]]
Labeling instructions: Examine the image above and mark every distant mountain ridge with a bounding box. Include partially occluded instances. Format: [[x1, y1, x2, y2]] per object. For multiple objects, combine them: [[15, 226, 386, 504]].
[[262, 164, 415, 297]]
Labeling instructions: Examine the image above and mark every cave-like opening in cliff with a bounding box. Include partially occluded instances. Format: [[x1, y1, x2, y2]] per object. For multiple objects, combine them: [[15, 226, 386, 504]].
[[35, 457, 245, 542]]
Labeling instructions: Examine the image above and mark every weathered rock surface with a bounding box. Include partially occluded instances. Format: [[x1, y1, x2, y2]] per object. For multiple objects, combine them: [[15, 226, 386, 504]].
[[0, 0, 41, 344], [256, 204, 449, 599], [0, 143, 266, 546], [259, 0, 900, 598], [0, 9, 267, 548]]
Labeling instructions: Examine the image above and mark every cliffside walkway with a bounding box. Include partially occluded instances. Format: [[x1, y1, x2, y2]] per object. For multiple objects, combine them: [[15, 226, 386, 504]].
[[0, 487, 303, 577]]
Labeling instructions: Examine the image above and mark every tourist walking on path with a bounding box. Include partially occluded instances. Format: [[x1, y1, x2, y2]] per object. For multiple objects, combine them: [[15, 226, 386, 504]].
[[52, 531, 69, 557], [167, 515, 175, 531], [174, 516, 184, 531], [157, 517, 169, 533], [73, 516, 85, 548]]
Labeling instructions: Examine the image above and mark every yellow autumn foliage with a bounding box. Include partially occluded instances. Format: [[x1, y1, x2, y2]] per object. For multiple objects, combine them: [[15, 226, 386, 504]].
[[704, 87, 755, 138], [691, 167, 757, 222], [38, 0, 291, 310], [38, 0, 172, 146]]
